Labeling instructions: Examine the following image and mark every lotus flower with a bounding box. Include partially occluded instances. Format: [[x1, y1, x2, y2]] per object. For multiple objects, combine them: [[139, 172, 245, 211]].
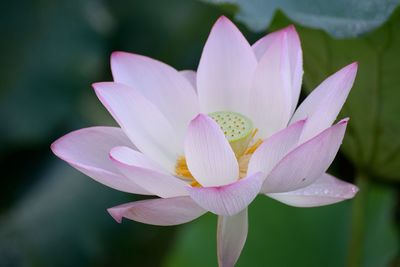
[[51, 16, 359, 267]]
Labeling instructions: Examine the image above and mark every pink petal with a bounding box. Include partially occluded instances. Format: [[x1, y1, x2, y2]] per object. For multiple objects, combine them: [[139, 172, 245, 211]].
[[108, 196, 206, 225], [267, 173, 359, 207], [186, 172, 263, 216], [253, 25, 303, 115], [111, 52, 199, 140], [262, 119, 348, 193], [247, 119, 306, 177], [217, 209, 248, 267], [110, 146, 189, 198], [248, 30, 293, 138], [180, 70, 197, 91], [184, 114, 239, 187], [197, 16, 257, 114], [93, 82, 180, 171], [51, 127, 150, 195], [291, 62, 358, 143]]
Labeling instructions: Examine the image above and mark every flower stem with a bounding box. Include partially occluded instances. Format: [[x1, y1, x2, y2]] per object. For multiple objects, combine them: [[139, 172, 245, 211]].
[[347, 172, 369, 267]]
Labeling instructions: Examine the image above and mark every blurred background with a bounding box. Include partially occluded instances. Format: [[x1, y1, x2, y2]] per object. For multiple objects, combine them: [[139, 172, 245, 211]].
[[0, 0, 399, 266]]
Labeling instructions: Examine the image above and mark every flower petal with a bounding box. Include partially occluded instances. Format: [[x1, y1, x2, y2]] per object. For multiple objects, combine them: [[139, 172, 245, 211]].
[[253, 25, 303, 115], [108, 196, 206, 225], [267, 173, 359, 207], [248, 30, 292, 138], [51, 127, 150, 194], [197, 16, 257, 114], [217, 209, 248, 267], [184, 114, 239, 187], [291, 62, 358, 143], [186, 172, 263, 216], [180, 70, 197, 91], [93, 82, 180, 171], [111, 52, 199, 140], [110, 146, 189, 198], [262, 119, 348, 193], [247, 119, 306, 177]]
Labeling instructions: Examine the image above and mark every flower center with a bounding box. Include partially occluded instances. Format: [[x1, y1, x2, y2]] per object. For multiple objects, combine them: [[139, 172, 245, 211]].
[[175, 111, 263, 187]]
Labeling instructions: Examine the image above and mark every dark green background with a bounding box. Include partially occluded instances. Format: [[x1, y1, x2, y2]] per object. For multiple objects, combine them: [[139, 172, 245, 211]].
[[0, 0, 398, 266]]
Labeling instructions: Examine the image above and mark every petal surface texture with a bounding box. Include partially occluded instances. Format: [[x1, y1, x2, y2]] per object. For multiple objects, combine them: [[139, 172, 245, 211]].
[[110, 146, 189, 198], [51, 127, 149, 194], [267, 173, 359, 207], [252, 25, 303, 117], [186, 172, 263, 216], [197, 16, 257, 114], [180, 70, 197, 91], [248, 30, 292, 138], [93, 82, 180, 171], [111, 52, 199, 140], [262, 119, 349, 193], [217, 209, 248, 267], [291, 62, 357, 143], [108, 196, 206, 225], [247, 119, 306, 177], [184, 114, 239, 187]]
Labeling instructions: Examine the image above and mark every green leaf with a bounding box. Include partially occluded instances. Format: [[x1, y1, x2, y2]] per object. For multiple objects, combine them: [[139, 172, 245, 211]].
[[164, 184, 397, 267], [278, 7, 400, 181], [204, 0, 399, 38]]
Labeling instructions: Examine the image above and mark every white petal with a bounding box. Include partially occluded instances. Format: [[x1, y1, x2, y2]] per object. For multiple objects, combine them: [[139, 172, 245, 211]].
[[217, 209, 248, 267], [186, 172, 263, 216], [110, 146, 189, 198], [247, 119, 306, 176], [108, 196, 206, 225], [180, 70, 197, 91], [111, 52, 199, 140], [197, 16, 257, 114], [184, 114, 239, 187], [291, 62, 358, 143], [93, 82, 180, 171], [262, 119, 348, 193], [51, 127, 150, 194], [267, 173, 359, 207], [248, 30, 292, 138]]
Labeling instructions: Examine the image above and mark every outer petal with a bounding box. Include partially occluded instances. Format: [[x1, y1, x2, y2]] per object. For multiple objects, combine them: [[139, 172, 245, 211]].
[[108, 196, 206, 225], [197, 16, 257, 114], [291, 62, 358, 143], [262, 119, 348, 193], [180, 70, 197, 91], [111, 52, 199, 140], [184, 114, 239, 187], [267, 173, 359, 207], [253, 25, 303, 114], [248, 31, 292, 138], [217, 209, 248, 267], [247, 119, 306, 177], [51, 127, 150, 195], [186, 172, 263, 216], [110, 146, 189, 198], [93, 82, 180, 171]]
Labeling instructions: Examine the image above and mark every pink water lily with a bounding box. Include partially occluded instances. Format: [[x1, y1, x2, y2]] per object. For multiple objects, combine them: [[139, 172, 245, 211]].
[[51, 16, 359, 267]]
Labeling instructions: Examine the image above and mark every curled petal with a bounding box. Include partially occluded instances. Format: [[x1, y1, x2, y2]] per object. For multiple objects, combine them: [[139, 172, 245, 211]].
[[262, 119, 348, 193], [110, 146, 189, 198], [184, 114, 239, 187], [217, 209, 248, 267], [51, 127, 149, 194], [108, 196, 206, 225], [267, 173, 359, 207], [186, 172, 263, 216]]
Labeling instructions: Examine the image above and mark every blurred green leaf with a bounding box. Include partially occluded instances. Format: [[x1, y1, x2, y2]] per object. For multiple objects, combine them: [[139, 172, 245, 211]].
[[204, 0, 399, 38], [164, 184, 397, 267], [271, 8, 400, 181], [0, 162, 175, 267]]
